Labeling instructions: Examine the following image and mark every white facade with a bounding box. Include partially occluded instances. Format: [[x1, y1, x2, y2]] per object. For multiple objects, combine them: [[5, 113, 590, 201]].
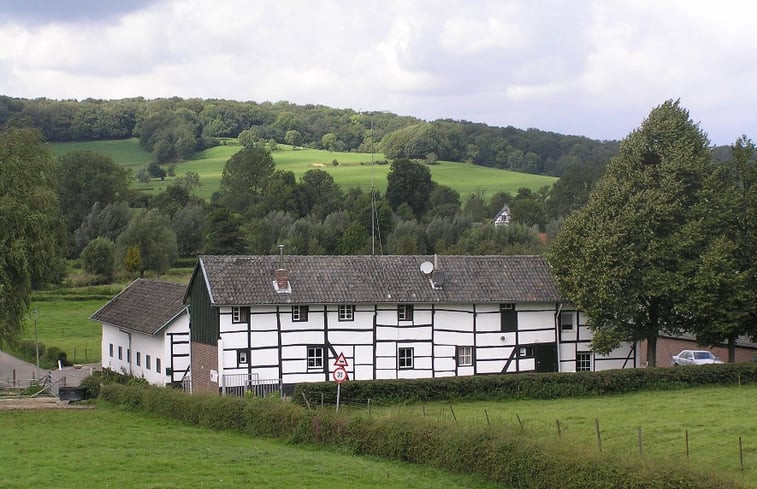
[[101, 311, 190, 386], [214, 302, 638, 391]]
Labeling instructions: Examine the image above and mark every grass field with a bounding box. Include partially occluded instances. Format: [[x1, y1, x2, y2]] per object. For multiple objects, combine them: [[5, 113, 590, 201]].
[[0, 405, 500, 489], [345, 384, 756, 486], [50, 139, 557, 201]]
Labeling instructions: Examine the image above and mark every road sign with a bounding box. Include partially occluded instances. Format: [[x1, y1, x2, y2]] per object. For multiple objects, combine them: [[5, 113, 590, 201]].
[[332, 366, 348, 383], [334, 352, 349, 367]]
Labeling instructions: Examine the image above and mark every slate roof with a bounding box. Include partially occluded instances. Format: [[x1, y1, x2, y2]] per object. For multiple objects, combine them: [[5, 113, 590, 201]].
[[194, 255, 561, 306], [90, 279, 188, 335]]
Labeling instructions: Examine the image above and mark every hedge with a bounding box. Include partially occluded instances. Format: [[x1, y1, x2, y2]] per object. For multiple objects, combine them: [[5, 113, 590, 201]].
[[99, 383, 744, 489], [293, 363, 757, 406]]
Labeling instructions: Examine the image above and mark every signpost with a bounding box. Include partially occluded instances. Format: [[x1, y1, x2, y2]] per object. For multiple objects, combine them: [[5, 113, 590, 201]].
[[333, 353, 349, 411]]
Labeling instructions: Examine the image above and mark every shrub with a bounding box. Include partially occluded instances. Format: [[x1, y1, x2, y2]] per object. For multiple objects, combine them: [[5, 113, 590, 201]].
[[294, 363, 757, 406]]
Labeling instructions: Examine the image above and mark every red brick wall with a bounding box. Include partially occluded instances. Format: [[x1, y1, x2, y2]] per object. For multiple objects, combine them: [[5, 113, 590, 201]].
[[191, 341, 219, 394], [640, 337, 756, 367]]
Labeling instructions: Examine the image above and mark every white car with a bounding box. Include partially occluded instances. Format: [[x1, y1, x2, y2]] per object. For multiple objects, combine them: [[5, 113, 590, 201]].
[[671, 350, 724, 366]]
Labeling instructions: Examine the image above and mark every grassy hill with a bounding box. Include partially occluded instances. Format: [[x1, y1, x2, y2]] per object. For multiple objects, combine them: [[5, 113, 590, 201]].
[[50, 139, 557, 200]]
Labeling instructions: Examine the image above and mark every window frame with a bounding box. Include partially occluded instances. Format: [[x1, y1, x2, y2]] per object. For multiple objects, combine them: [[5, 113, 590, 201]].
[[156, 357, 161, 373], [237, 349, 249, 366], [146, 354, 151, 370], [500, 303, 517, 332], [338, 304, 355, 321], [292, 305, 309, 322], [118, 346, 123, 361], [456, 346, 473, 367], [576, 352, 592, 371], [560, 311, 574, 330], [136, 351, 141, 367], [519, 346, 534, 358], [232, 306, 250, 324], [109, 343, 114, 358], [397, 304, 414, 322], [398, 347, 414, 369], [307, 345, 325, 370]]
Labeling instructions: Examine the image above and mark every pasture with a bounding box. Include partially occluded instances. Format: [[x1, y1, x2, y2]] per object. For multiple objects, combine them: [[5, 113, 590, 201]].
[[0, 406, 499, 489], [50, 139, 557, 200], [345, 384, 756, 485]]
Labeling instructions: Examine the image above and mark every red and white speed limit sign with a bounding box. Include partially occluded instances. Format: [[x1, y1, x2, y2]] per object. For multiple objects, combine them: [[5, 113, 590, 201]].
[[332, 366, 348, 383]]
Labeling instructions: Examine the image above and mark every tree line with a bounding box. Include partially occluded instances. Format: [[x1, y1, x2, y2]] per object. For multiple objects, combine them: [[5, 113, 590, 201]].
[[0, 95, 619, 175]]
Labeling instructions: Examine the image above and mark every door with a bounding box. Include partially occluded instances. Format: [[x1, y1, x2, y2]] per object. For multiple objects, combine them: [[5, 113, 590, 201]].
[[535, 343, 557, 372]]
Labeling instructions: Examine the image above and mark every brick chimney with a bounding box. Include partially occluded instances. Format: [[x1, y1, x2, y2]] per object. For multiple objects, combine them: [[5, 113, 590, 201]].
[[274, 268, 289, 290]]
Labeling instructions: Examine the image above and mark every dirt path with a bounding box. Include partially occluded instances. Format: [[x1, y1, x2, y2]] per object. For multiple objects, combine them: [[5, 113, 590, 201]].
[[0, 350, 99, 395], [0, 397, 94, 410]]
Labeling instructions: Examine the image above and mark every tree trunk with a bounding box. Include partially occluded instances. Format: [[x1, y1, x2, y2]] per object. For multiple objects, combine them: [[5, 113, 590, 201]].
[[728, 336, 736, 363], [646, 333, 658, 367]]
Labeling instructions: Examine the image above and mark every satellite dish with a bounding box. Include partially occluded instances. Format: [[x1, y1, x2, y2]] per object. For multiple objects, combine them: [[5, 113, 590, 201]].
[[420, 261, 434, 275]]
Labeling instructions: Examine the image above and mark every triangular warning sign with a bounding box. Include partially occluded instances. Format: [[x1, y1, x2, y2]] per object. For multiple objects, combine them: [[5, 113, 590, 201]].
[[334, 352, 349, 367]]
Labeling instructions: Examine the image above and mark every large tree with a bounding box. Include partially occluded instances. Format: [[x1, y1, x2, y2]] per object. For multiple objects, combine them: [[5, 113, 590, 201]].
[[116, 209, 177, 277], [385, 158, 432, 217], [548, 100, 715, 366], [219, 146, 275, 213], [56, 150, 130, 233], [0, 128, 66, 343]]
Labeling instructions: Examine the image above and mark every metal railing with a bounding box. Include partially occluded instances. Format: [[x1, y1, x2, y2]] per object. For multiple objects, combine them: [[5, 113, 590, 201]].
[[221, 373, 282, 398]]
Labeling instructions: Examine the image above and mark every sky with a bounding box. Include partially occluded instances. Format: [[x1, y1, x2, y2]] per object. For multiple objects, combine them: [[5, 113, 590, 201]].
[[0, 0, 755, 145]]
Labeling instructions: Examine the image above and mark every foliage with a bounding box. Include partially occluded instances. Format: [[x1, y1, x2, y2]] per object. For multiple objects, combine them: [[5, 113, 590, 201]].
[[55, 149, 131, 233], [385, 158, 432, 217], [73, 201, 131, 256], [116, 209, 177, 276], [219, 146, 275, 213], [0, 127, 66, 344], [548, 100, 718, 365], [80, 237, 116, 280], [99, 380, 745, 489], [171, 202, 206, 256]]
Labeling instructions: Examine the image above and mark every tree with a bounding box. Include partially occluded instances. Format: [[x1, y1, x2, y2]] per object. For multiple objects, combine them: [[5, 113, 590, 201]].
[[116, 209, 177, 277], [73, 201, 131, 255], [171, 202, 206, 256], [81, 237, 115, 280], [548, 100, 716, 366], [0, 128, 66, 343], [295, 169, 344, 219], [284, 129, 303, 148], [219, 146, 275, 213], [386, 159, 432, 217], [56, 150, 130, 233]]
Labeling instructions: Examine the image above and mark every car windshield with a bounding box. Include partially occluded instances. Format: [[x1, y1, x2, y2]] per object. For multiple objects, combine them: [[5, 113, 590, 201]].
[[694, 352, 715, 359]]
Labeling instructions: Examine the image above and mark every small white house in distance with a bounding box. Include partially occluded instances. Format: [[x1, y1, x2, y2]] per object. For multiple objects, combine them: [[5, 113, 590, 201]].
[[91, 279, 190, 386], [185, 255, 638, 395]]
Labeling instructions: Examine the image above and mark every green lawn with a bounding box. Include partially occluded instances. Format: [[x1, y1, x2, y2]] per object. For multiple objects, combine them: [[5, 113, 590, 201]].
[[50, 139, 557, 201], [350, 384, 756, 486], [0, 406, 500, 489]]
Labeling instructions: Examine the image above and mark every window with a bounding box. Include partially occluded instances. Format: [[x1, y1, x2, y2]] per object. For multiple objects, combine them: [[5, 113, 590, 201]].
[[292, 305, 309, 322], [156, 358, 161, 373], [500, 304, 517, 332], [560, 311, 574, 330], [397, 304, 414, 321], [398, 347, 414, 369], [109, 343, 114, 357], [146, 355, 151, 370], [519, 346, 534, 358], [237, 350, 249, 365], [338, 304, 355, 321], [118, 346, 123, 360], [232, 306, 250, 323], [457, 346, 473, 366], [127, 349, 131, 362], [576, 352, 592, 371], [136, 352, 141, 367], [307, 346, 324, 370]]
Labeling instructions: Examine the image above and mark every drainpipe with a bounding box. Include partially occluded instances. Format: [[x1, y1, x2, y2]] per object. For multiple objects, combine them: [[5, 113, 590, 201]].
[[555, 302, 562, 372]]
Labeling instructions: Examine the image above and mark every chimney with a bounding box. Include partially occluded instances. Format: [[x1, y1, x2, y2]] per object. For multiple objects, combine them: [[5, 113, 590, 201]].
[[274, 268, 289, 289]]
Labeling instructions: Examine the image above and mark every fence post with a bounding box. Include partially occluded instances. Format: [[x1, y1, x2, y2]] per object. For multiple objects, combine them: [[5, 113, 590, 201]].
[[301, 392, 312, 410], [485, 409, 490, 426], [739, 437, 744, 473], [556, 419, 561, 437], [637, 426, 643, 457], [449, 405, 457, 424], [595, 418, 603, 453], [685, 430, 690, 460], [516, 414, 524, 433]]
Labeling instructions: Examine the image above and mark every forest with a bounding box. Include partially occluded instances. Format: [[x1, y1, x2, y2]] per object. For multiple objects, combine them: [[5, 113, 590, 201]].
[[0, 95, 621, 176]]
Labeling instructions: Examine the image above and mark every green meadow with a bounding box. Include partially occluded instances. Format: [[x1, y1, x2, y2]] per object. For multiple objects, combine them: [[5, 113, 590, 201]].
[[50, 139, 557, 200], [0, 406, 500, 489]]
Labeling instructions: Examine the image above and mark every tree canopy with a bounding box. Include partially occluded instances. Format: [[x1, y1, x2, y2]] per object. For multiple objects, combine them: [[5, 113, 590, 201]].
[[547, 100, 745, 366], [0, 128, 66, 343]]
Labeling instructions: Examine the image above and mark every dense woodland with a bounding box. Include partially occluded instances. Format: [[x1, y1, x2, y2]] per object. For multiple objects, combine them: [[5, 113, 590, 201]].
[[1, 97, 754, 359], [0, 95, 622, 176]]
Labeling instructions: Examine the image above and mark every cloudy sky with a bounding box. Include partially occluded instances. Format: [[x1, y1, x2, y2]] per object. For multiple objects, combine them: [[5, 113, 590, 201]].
[[0, 0, 755, 145]]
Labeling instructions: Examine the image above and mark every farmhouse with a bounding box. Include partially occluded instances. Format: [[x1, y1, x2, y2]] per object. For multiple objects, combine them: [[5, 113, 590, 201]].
[[186, 254, 638, 395], [91, 279, 190, 386]]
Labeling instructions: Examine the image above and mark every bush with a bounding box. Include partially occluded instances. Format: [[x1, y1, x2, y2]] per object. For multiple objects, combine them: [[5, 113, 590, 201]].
[[80, 237, 115, 279], [294, 363, 757, 407], [100, 383, 738, 489]]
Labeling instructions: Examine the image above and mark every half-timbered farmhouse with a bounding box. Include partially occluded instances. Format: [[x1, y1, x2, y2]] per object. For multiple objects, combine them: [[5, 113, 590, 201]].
[[186, 255, 638, 395], [92, 279, 190, 386]]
